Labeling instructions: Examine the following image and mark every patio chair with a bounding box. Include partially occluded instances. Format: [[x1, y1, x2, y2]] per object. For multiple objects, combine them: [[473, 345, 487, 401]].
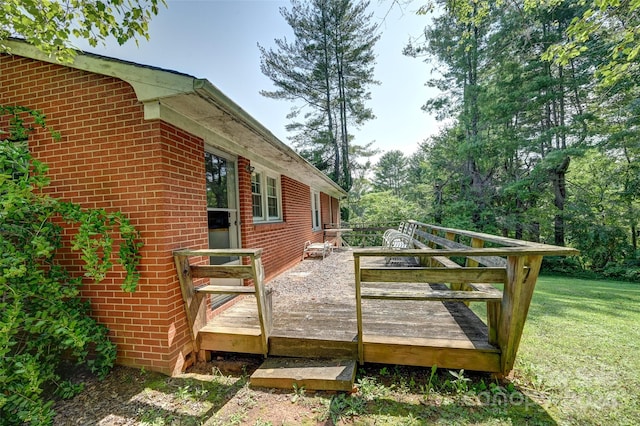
[[302, 240, 333, 260]]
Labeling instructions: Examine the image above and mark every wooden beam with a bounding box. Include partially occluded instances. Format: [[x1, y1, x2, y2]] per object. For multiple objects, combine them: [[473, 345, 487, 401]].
[[361, 287, 503, 301], [173, 254, 207, 357], [362, 335, 501, 372], [466, 238, 484, 267], [407, 220, 570, 251], [199, 329, 264, 354], [251, 256, 271, 357], [174, 248, 263, 257], [412, 230, 507, 267], [360, 267, 507, 284], [196, 285, 256, 294], [352, 245, 578, 257], [191, 265, 255, 279], [498, 255, 543, 374], [355, 255, 364, 365]]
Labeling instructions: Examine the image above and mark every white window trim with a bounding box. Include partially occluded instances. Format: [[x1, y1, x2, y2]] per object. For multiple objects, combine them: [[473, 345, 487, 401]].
[[252, 167, 283, 223], [311, 190, 321, 231]]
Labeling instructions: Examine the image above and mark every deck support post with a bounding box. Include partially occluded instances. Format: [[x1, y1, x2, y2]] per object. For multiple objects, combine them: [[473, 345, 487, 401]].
[[251, 253, 272, 357], [173, 253, 207, 360], [355, 255, 364, 365], [445, 232, 463, 291], [498, 255, 543, 374]]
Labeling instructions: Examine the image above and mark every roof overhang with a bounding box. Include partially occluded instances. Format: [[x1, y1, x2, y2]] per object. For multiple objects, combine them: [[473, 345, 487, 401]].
[[4, 40, 347, 199]]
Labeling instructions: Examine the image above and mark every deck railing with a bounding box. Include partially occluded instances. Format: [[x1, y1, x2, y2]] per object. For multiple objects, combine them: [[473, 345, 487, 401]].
[[173, 249, 272, 360], [353, 220, 578, 375]]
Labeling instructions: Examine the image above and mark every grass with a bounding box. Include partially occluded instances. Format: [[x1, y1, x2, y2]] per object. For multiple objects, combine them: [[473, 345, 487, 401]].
[[54, 275, 640, 425], [471, 275, 640, 425], [318, 275, 640, 425]]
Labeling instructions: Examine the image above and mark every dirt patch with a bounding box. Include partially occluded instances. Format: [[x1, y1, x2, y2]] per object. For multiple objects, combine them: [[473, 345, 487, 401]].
[[53, 354, 347, 425]]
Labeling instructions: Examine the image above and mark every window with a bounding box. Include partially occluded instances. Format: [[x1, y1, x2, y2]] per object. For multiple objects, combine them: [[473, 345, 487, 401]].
[[311, 190, 321, 231], [266, 176, 279, 219], [251, 172, 263, 218], [252, 169, 282, 222]]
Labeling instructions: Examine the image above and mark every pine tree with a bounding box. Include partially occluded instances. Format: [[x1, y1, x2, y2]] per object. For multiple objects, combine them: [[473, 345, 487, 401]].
[[259, 0, 379, 190]]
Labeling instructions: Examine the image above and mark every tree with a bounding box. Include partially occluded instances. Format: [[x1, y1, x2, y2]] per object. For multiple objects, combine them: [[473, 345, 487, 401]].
[[532, 0, 640, 87], [372, 150, 408, 197], [259, 0, 380, 190], [0, 0, 165, 62]]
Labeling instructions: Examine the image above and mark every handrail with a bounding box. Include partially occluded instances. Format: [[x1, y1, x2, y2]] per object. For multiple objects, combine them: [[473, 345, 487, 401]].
[[353, 220, 579, 375], [352, 246, 578, 257], [173, 248, 272, 359]]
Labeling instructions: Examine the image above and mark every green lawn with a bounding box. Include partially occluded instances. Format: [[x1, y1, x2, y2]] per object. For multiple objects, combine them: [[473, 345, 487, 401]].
[[502, 275, 640, 425], [346, 275, 640, 425]]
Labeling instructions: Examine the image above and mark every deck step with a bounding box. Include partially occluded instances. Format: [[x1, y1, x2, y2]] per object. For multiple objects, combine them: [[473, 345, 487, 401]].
[[250, 358, 357, 391]]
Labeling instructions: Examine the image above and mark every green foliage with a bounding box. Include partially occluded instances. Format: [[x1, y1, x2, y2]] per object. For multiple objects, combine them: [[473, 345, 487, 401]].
[[400, 1, 638, 276], [372, 150, 408, 196], [328, 392, 366, 423], [0, 106, 142, 424], [0, 0, 166, 63], [349, 191, 424, 225]]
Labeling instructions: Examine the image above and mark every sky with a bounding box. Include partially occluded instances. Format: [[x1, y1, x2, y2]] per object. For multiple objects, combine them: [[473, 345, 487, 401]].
[[74, 0, 442, 159]]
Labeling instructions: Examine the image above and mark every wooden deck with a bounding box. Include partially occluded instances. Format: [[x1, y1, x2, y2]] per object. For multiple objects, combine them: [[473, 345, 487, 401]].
[[200, 255, 501, 372], [174, 221, 578, 380]]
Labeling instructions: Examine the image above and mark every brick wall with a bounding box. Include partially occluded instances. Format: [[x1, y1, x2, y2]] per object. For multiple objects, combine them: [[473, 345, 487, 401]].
[[239, 159, 338, 279], [1, 53, 343, 374], [0, 54, 207, 375]]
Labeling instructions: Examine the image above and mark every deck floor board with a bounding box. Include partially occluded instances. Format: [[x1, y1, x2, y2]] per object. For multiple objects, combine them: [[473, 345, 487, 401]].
[[202, 250, 492, 349]]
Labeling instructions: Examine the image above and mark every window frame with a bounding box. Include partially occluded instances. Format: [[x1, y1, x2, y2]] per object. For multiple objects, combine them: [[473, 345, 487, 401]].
[[311, 190, 321, 231], [251, 167, 282, 223]]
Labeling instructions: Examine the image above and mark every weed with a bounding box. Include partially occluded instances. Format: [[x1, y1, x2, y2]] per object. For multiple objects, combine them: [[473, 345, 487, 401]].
[[328, 393, 366, 424], [291, 383, 305, 403], [379, 366, 389, 376], [225, 410, 248, 425], [446, 369, 471, 394], [357, 376, 388, 400], [254, 420, 273, 426], [176, 384, 192, 400]]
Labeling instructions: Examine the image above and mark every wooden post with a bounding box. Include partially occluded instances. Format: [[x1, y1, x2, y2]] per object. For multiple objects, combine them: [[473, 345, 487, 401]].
[[487, 301, 501, 347], [498, 255, 543, 374], [445, 232, 464, 291], [354, 254, 364, 365], [466, 238, 484, 267], [173, 253, 207, 360], [251, 251, 271, 357]]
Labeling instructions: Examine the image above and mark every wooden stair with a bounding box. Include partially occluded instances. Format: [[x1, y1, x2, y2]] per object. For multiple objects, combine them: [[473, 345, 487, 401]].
[[250, 357, 357, 392]]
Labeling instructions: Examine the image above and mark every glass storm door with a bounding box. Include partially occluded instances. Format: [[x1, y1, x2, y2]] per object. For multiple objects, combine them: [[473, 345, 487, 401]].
[[205, 150, 240, 305]]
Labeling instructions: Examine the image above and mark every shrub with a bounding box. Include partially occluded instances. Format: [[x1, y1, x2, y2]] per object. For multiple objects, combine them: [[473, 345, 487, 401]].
[[0, 106, 142, 424]]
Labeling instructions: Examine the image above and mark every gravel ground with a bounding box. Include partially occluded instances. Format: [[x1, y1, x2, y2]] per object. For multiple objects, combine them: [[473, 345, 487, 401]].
[[52, 248, 357, 425], [268, 247, 356, 305]]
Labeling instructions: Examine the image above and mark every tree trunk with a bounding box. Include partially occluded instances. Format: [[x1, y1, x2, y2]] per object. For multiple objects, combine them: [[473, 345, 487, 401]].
[[321, 7, 340, 183], [551, 155, 570, 246]]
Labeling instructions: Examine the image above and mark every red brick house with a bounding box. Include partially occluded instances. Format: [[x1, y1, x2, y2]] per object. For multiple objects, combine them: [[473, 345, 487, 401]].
[[1, 40, 346, 375]]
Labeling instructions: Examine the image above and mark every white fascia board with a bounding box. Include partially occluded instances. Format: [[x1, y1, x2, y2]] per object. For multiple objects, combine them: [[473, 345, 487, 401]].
[[4, 39, 194, 100]]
